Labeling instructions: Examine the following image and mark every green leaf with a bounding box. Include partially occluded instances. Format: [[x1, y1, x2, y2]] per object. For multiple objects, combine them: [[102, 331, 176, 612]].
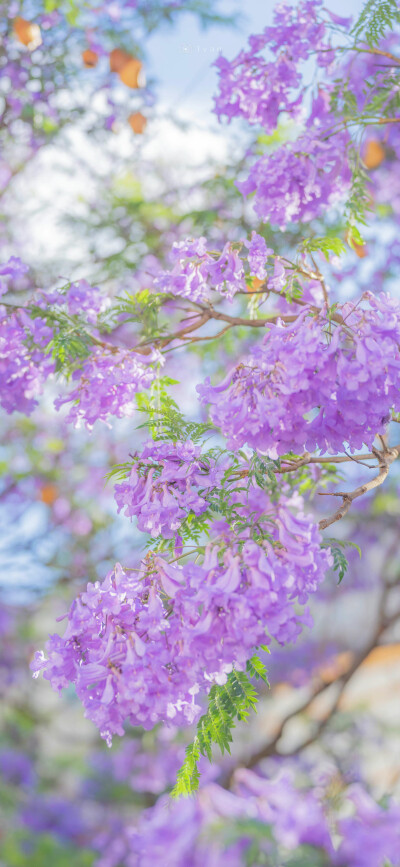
[[171, 664, 268, 798], [322, 538, 362, 584], [351, 0, 400, 46], [301, 236, 346, 261]]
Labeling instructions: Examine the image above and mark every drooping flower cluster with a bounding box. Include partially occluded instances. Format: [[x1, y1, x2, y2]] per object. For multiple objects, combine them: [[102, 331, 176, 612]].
[[213, 0, 329, 131], [54, 348, 162, 429], [197, 294, 400, 456], [36, 278, 107, 325], [213, 1, 355, 227], [114, 439, 223, 537], [0, 305, 54, 415], [94, 771, 400, 867], [0, 256, 29, 296], [236, 127, 352, 229], [31, 491, 331, 743], [154, 237, 246, 302], [245, 231, 272, 280], [63, 279, 107, 324]]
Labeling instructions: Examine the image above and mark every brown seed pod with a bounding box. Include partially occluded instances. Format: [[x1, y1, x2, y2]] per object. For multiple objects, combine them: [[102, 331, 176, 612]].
[[119, 58, 143, 89], [13, 17, 42, 50], [363, 139, 385, 170], [82, 49, 99, 68], [128, 112, 147, 134], [109, 47, 133, 73]]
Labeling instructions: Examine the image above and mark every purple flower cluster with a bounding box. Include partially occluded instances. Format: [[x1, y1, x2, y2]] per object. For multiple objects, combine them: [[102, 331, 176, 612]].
[[197, 295, 400, 456], [213, 0, 327, 131], [337, 785, 400, 867], [0, 256, 29, 296], [114, 439, 223, 538], [0, 305, 54, 414], [245, 231, 272, 280], [54, 348, 162, 429], [155, 237, 246, 302], [37, 278, 107, 325], [65, 279, 106, 324], [31, 494, 331, 743], [94, 771, 400, 867], [237, 128, 352, 228]]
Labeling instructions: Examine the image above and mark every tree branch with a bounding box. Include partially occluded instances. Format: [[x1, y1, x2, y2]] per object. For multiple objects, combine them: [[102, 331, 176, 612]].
[[318, 444, 400, 531]]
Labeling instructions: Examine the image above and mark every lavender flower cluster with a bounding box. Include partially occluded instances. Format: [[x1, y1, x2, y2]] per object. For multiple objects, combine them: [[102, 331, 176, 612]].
[[114, 439, 224, 538], [213, 0, 328, 131], [155, 237, 246, 302], [237, 127, 352, 229], [31, 492, 331, 744], [94, 770, 400, 867], [213, 2, 354, 227], [54, 348, 162, 429], [197, 294, 400, 456], [0, 303, 54, 415]]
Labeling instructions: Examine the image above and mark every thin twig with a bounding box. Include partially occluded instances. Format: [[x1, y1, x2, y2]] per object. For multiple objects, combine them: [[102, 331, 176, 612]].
[[318, 445, 400, 531]]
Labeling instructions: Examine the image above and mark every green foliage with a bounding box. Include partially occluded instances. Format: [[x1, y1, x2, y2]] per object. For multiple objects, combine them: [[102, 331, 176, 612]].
[[345, 160, 371, 232], [44, 0, 82, 25], [351, 0, 400, 46], [170, 661, 268, 798], [362, 72, 400, 119], [300, 236, 347, 261], [346, 224, 366, 251], [0, 832, 94, 867], [105, 289, 166, 341], [285, 846, 332, 866], [29, 304, 94, 373], [322, 538, 362, 584], [136, 379, 214, 441], [219, 818, 276, 866], [246, 453, 281, 493]]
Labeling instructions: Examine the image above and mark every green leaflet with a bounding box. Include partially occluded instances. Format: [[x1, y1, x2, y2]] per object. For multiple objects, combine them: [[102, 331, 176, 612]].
[[322, 538, 362, 584], [300, 236, 347, 262], [351, 0, 400, 46], [170, 658, 269, 799]]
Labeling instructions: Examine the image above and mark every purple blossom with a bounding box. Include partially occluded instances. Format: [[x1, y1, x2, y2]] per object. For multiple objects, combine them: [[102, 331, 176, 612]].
[[114, 439, 223, 538], [155, 237, 246, 302], [54, 348, 162, 429], [32, 493, 331, 743], [0, 749, 36, 787], [197, 294, 400, 456], [245, 231, 272, 280], [0, 306, 54, 414], [213, 1, 327, 131], [66, 279, 107, 324], [0, 257, 29, 296], [237, 129, 352, 228], [336, 785, 400, 866]]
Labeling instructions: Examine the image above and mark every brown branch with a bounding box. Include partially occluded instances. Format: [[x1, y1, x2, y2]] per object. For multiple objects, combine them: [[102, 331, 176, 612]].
[[318, 444, 400, 531], [355, 47, 400, 64], [275, 450, 378, 474], [237, 587, 400, 775]]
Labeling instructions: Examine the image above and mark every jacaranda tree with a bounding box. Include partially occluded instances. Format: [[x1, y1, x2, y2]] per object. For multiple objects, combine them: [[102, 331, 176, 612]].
[[1, 1, 400, 864]]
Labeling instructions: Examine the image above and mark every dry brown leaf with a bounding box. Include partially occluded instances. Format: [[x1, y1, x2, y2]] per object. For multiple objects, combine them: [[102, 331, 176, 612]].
[[109, 47, 133, 73], [13, 16, 42, 50], [82, 49, 99, 68], [39, 484, 58, 506], [247, 276, 265, 293], [363, 139, 385, 169], [128, 112, 147, 134], [119, 58, 143, 89], [353, 242, 368, 258], [345, 230, 368, 258]]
